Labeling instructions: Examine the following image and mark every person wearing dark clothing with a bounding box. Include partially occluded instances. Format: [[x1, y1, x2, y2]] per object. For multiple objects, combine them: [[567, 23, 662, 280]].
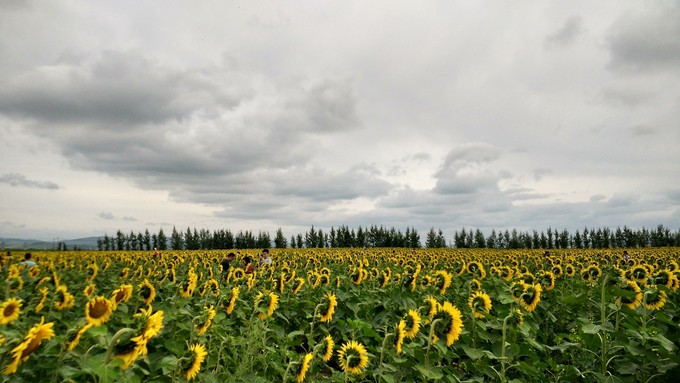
[[221, 252, 236, 274]]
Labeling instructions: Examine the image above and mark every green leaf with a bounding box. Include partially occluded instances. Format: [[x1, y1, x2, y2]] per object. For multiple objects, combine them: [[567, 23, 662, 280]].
[[415, 364, 444, 380], [652, 333, 677, 352], [582, 324, 601, 334], [286, 330, 305, 339]]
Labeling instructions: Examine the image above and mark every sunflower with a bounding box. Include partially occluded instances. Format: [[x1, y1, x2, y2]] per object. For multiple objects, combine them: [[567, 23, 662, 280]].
[[85, 296, 113, 326], [179, 270, 198, 298], [631, 265, 649, 284], [403, 309, 421, 339], [138, 279, 157, 306], [378, 271, 390, 288], [435, 270, 452, 294], [539, 271, 556, 291], [255, 291, 279, 319], [321, 335, 334, 362], [467, 261, 486, 279], [111, 284, 134, 309], [27, 265, 40, 279], [564, 264, 576, 277], [4, 317, 55, 375], [224, 287, 240, 315], [643, 288, 667, 311], [132, 309, 165, 356], [196, 305, 217, 336], [469, 278, 481, 292], [337, 340, 369, 375], [34, 287, 49, 313], [114, 330, 144, 369], [86, 263, 98, 283], [247, 272, 257, 291], [394, 319, 406, 354], [7, 276, 23, 294], [83, 283, 96, 298], [424, 295, 439, 319], [468, 291, 492, 319], [67, 322, 94, 351], [296, 353, 314, 382], [231, 267, 245, 281], [55, 285, 75, 311], [499, 266, 514, 282], [0, 298, 22, 325], [318, 292, 338, 323], [183, 343, 207, 381], [432, 301, 464, 347], [617, 280, 643, 309], [519, 284, 542, 313], [283, 277, 302, 296]]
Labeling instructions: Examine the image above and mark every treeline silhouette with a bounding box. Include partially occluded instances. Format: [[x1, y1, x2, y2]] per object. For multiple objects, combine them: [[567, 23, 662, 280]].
[[96, 224, 680, 251]]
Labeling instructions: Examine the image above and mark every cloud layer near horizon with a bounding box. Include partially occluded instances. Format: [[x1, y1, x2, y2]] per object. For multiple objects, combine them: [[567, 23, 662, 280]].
[[0, 1, 678, 240]]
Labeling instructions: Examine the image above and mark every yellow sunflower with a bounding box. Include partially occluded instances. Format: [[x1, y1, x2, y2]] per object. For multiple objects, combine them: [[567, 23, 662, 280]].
[[469, 278, 481, 292], [85, 296, 113, 326], [617, 280, 643, 309], [643, 288, 667, 311], [292, 277, 306, 294], [394, 319, 406, 355], [433, 301, 464, 347], [337, 340, 369, 375], [321, 335, 334, 362], [6, 275, 23, 294], [183, 343, 207, 381], [255, 291, 279, 319], [296, 353, 314, 382], [0, 298, 22, 325], [224, 287, 240, 315], [403, 309, 421, 339], [424, 295, 439, 319], [111, 284, 134, 309], [86, 263, 98, 283], [519, 284, 542, 313], [34, 287, 49, 313], [55, 285, 75, 311], [435, 270, 452, 294], [132, 309, 165, 356], [67, 322, 94, 351], [468, 291, 493, 319], [196, 305, 217, 336], [138, 279, 157, 306], [318, 292, 338, 323], [4, 317, 55, 375], [539, 271, 556, 292], [83, 283, 96, 298]]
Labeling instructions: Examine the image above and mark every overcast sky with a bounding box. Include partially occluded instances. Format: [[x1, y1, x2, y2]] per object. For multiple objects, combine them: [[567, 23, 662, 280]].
[[1, 1, 679, 241]]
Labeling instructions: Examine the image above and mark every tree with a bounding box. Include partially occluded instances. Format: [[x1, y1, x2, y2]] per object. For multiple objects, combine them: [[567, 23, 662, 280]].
[[274, 228, 288, 248], [157, 229, 168, 250], [170, 227, 183, 250]]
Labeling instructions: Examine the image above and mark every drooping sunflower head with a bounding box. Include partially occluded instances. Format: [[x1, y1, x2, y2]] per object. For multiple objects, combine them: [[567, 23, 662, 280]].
[[468, 278, 481, 293], [0, 298, 22, 325], [616, 280, 643, 309], [424, 295, 439, 318], [539, 271, 556, 291], [564, 264, 576, 277], [435, 270, 452, 294], [224, 286, 240, 315], [432, 301, 464, 347], [138, 279, 157, 306], [292, 277, 305, 295], [631, 265, 649, 284], [4, 316, 55, 375], [394, 319, 406, 355], [85, 296, 113, 326], [296, 353, 314, 383], [468, 291, 493, 319], [519, 284, 542, 313], [55, 285, 75, 311], [111, 284, 134, 307], [337, 340, 369, 375], [643, 288, 667, 311], [196, 305, 217, 336]]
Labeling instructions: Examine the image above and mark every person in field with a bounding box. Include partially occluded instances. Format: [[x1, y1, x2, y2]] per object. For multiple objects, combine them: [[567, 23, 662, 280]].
[[243, 256, 255, 274], [259, 248, 272, 267], [221, 252, 236, 275]]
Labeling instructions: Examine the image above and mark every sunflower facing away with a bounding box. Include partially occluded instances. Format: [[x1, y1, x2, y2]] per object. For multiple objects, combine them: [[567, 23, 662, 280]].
[[394, 320, 406, 355], [318, 292, 338, 323], [519, 284, 542, 313], [337, 340, 369, 375], [255, 291, 279, 319], [111, 284, 134, 309], [296, 353, 314, 382], [403, 309, 421, 339], [321, 334, 334, 362], [432, 301, 464, 347], [617, 280, 643, 309], [34, 287, 49, 313], [183, 343, 207, 381], [138, 279, 157, 306], [292, 277, 306, 295], [643, 288, 667, 311], [468, 291, 493, 319], [55, 285, 75, 311], [85, 296, 113, 326], [4, 316, 55, 375], [196, 305, 217, 336], [0, 298, 22, 325]]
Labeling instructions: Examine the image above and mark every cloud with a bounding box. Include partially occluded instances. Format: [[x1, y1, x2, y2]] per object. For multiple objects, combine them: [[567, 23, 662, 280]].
[[434, 143, 504, 195], [606, 3, 680, 73], [545, 15, 583, 48], [628, 124, 656, 136], [0, 173, 59, 189], [533, 168, 553, 181], [98, 212, 114, 220]]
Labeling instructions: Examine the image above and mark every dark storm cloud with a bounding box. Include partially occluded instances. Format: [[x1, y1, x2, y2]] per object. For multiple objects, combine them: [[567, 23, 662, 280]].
[[544, 15, 583, 47], [606, 3, 680, 73], [0, 173, 59, 189]]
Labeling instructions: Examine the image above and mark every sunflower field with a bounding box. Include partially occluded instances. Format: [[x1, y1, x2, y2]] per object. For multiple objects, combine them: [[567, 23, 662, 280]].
[[1, 247, 679, 382]]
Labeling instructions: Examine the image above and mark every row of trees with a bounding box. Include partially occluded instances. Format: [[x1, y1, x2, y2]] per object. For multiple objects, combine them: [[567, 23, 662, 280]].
[[97, 224, 680, 251]]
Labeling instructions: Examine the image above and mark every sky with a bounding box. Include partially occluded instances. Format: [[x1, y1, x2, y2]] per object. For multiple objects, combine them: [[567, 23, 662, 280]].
[[1, 0, 679, 242]]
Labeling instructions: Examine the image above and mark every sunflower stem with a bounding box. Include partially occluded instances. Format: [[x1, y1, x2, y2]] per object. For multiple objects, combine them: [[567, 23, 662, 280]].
[[104, 327, 136, 365], [425, 318, 441, 369], [378, 328, 393, 382], [600, 274, 608, 377], [500, 312, 512, 383]]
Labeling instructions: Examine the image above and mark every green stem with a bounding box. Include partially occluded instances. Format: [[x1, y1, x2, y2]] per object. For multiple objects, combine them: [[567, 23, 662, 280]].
[[500, 313, 512, 383], [378, 329, 393, 382], [425, 319, 441, 369], [600, 275, 608, 377]]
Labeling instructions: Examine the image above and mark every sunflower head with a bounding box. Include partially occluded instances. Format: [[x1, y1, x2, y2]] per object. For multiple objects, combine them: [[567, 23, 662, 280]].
[[85, 296, 113, 326], [183, 343, 207, 381], [321, 335, 334, 362], [337, 340, 369, 375], [0, 298, 22, 325], [468, 291, 493, 319]]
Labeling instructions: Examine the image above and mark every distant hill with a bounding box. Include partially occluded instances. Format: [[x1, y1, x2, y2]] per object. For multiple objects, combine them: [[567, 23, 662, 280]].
[[0, 237, 100, 250]]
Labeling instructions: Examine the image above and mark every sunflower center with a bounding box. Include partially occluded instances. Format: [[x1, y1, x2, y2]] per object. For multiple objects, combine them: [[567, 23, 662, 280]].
[[3, 304, 16, 317], [89, 300, 109, 319]]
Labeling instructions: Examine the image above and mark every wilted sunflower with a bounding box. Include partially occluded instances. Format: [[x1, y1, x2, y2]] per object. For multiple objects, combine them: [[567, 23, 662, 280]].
[[643, 288, 667, 311], [34, 287, 49, 313], [337, 340, 369, 375], [468, 291, 492, 319], [318, 292, 338, 323], [138, 279, 157, 306], [0, 298, 22, 325], [617, 280, 643, 309], [432, 301, 464, 347], [321, 335, 334, 362], [183, 343, 207, 381], [3, 316, 55, 375], [519, 284, 542, 313], [296, 353, 314, 382], [196, 305, 217, 336], [224, 287, 240, 315], [55, 285, 75, 311], [85, 296, 113, 326], [403, 309, 421, 339]]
